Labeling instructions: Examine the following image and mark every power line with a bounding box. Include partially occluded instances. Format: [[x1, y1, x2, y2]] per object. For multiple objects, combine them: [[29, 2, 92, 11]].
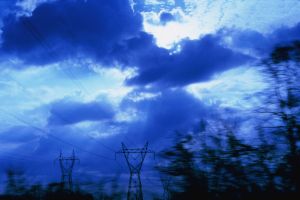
[[0, 108, 114, 161], [4, 73, 117, 153], [0, 154, 39, 163], [22, 13, 139, 150], [17, 16, 138, 153], [1, 71, 134, 173], [55, 150, 79, 190], [0, 150, 46, 162], [116, 142, 155, 200], [1, 11, 152, 179], [21, 18, 90, 95]]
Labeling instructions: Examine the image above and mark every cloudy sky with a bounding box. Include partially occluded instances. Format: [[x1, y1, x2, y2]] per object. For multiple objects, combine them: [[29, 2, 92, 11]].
[[0, 0, 300, 194]]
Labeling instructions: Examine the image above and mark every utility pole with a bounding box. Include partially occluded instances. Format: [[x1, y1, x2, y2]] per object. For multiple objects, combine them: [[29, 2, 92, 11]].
[[55, 149, 79, 190], [116, 142, 154, 200]]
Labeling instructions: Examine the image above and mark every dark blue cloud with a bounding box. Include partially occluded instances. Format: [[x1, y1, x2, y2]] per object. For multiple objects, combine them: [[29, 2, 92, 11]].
[[0, 125, 124, 184], [159, 12, 175, 25], [0, 88, 221, 188], [122, 33, 252, 87], [0, 126, 43, 176], [0, 0, 252, 87], [121, 89, 208, 147], [1, 0, 142, 65], [0, 126, 39, 144], [48, 100, 115, 125], [228, 22, 300, 56]]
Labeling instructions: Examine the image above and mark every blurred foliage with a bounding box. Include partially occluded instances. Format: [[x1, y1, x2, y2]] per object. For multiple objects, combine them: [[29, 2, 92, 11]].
[[156, 40, 300, 200], [0, 42, 300, 200]]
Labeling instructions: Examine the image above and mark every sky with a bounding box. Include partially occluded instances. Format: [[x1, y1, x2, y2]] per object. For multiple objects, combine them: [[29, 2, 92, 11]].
[[0, 0, 300, 195]]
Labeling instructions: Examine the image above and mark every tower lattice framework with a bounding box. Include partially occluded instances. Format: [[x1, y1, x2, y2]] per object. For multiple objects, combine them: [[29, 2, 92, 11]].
[[116, 142, 154, 200], [55, 150, 79, 190]]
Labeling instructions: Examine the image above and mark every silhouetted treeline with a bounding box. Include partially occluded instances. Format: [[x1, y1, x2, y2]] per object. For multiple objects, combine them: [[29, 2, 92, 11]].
[[0, 42, 299, 200], [0, 169, 92, 200], [157, 41, 300, 200], [0, 169, 123, 200]]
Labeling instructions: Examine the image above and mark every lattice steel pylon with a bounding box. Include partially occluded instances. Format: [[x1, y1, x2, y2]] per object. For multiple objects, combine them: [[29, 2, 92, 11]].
[[116, 142, 155, 200], [55, 150, 79, 190]]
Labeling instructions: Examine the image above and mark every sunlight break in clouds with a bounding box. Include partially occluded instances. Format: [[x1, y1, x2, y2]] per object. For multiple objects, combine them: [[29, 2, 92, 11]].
[[142, 0, 300, 48], [186, 66, 266, 109], [0, 0, 300, 196], [0, 61, 134, 130]]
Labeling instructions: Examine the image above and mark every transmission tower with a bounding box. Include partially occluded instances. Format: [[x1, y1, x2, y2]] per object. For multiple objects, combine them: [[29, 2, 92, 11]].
[[116, 142, 155, 200], [55, 150, 79, 190]]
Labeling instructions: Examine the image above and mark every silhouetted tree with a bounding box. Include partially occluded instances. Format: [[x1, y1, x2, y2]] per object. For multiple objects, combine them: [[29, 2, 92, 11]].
[[4, 168, 27, 196], [258, 41, 300, 192], [158, 132, 210, 200]]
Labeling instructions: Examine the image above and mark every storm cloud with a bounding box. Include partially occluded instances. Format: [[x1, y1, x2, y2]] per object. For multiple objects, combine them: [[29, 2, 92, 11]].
[[1, 0, 252, 88], [227, 22, 300, 56], [120, 89, 209, 146], [48, 99, 115, 126], [122, 33, 252, 87], [1, 0, 142, 65]]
